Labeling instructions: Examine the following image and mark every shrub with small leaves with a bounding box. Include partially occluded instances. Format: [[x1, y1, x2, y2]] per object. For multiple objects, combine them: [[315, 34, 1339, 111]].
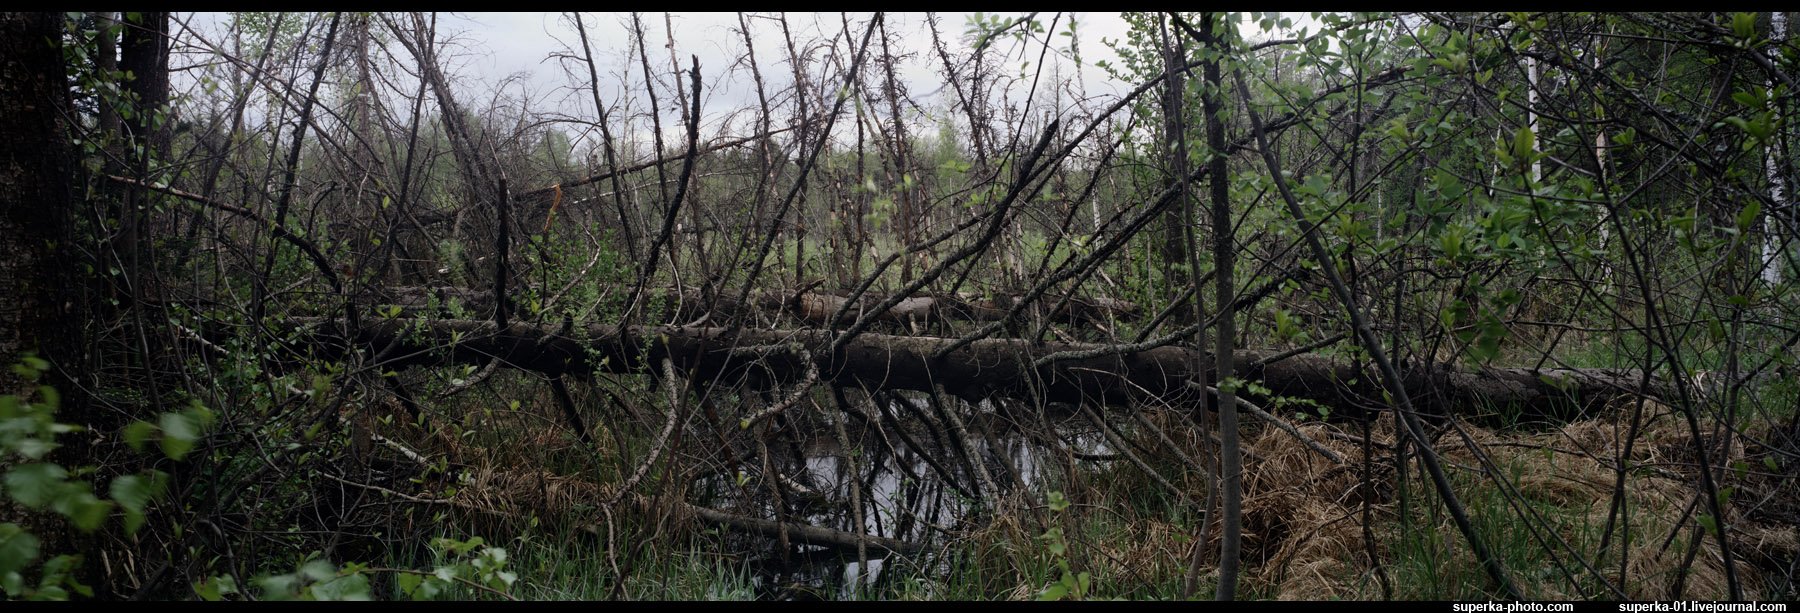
[[1, 356, 201, 601], [1036, 491, 1092, 601], [196, 536, 516, 601]]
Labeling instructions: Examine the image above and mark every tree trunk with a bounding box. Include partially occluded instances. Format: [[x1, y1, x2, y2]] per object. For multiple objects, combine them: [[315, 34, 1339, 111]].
[[292, 317, 1672, 425], [1763, 11, 1790, 285], [0, 12, 80, 394], [1198, 12, 1242, 601], [1158, 14, 1193, 325], [117, 11, 169, 286], [0, 9, 84, 582]]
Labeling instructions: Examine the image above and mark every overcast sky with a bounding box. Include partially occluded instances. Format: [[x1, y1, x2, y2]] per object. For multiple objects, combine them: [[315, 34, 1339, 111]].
[[438, 12, 1136, 106], [422, 11, 1144, 152], [174, 12, 1154, 154], [175, 13, 1315, 156]]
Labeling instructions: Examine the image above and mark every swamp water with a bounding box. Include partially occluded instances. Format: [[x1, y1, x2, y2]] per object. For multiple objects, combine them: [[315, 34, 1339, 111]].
[[688, 397, 1120, 600]]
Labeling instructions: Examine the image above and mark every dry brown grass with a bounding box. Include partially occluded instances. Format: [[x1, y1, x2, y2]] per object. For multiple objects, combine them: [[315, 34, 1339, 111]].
[[1239, 419, 1382, 600], [1234, 399, 1789, 600]]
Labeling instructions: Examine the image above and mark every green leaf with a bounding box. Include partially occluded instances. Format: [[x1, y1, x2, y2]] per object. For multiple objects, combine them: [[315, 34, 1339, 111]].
[[299, 559, 336, 583], [14, 436, 53, 461], [256, 573, 304, 601], [6, 463, 68, 508], [1469, 316, 1507, 363], [62, 493, 113, 532], [1439, 225, 1465, 260], [0, 524, 42, 578], [109, 473, 162, 534], [122, 420, 156, 453], [1731, 12, 1756, 40], [309, 572, 371, 601], [185, 403, 217, 428], [159, 412, 198, 460], [1385, 119, 1410, 140], [1738, 201, 1763, 231], [395, 572, 423, 599], [2, 570, 22, 597], [1696, 514, 1719, 536], [194, 575, 237, 601], [1512, 125, 1536, 165]]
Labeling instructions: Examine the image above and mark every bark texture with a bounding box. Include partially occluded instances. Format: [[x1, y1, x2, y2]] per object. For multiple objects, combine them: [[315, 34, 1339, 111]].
[[0, 12, 78, 391], [295, 317, 1667, 423]]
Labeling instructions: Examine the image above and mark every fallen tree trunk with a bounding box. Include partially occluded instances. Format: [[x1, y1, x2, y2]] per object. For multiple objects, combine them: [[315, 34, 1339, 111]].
[[298, 317, 1666, 423], [377, 285, 1140, 329]]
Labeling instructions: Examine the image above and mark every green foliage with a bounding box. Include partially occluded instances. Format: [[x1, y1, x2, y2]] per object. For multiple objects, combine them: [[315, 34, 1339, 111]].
[[964, 13, 1044, 53], [1, 357, 191, 601], [249, 559, 371, 601], [197, 536, 516, 601], [1035, 491, 1093, 601]]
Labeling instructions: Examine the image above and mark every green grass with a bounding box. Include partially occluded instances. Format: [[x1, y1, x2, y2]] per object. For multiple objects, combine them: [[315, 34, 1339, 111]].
[[1380, 457, 1612, 599]]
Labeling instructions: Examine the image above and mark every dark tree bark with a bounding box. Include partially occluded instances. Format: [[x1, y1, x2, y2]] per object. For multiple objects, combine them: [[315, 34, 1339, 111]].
[[291, 317, 1673, 426], [116, 11, 169, 285], [120, 11, 170, 156], [91, 12, 119, 158], [1197, 12, 1242, 601], [0, 12, 80, 394], [1158, 14, 1192, 326], [0, 10, 85, 582]]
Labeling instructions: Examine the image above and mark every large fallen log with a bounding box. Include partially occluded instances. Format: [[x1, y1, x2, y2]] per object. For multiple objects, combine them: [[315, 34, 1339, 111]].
[[297, 317, 1666, 423], [377, 285, 1140, 329]]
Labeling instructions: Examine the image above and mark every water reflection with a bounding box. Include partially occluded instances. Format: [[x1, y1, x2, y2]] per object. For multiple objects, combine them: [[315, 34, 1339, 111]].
[[695, 394, 1115, 600]]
